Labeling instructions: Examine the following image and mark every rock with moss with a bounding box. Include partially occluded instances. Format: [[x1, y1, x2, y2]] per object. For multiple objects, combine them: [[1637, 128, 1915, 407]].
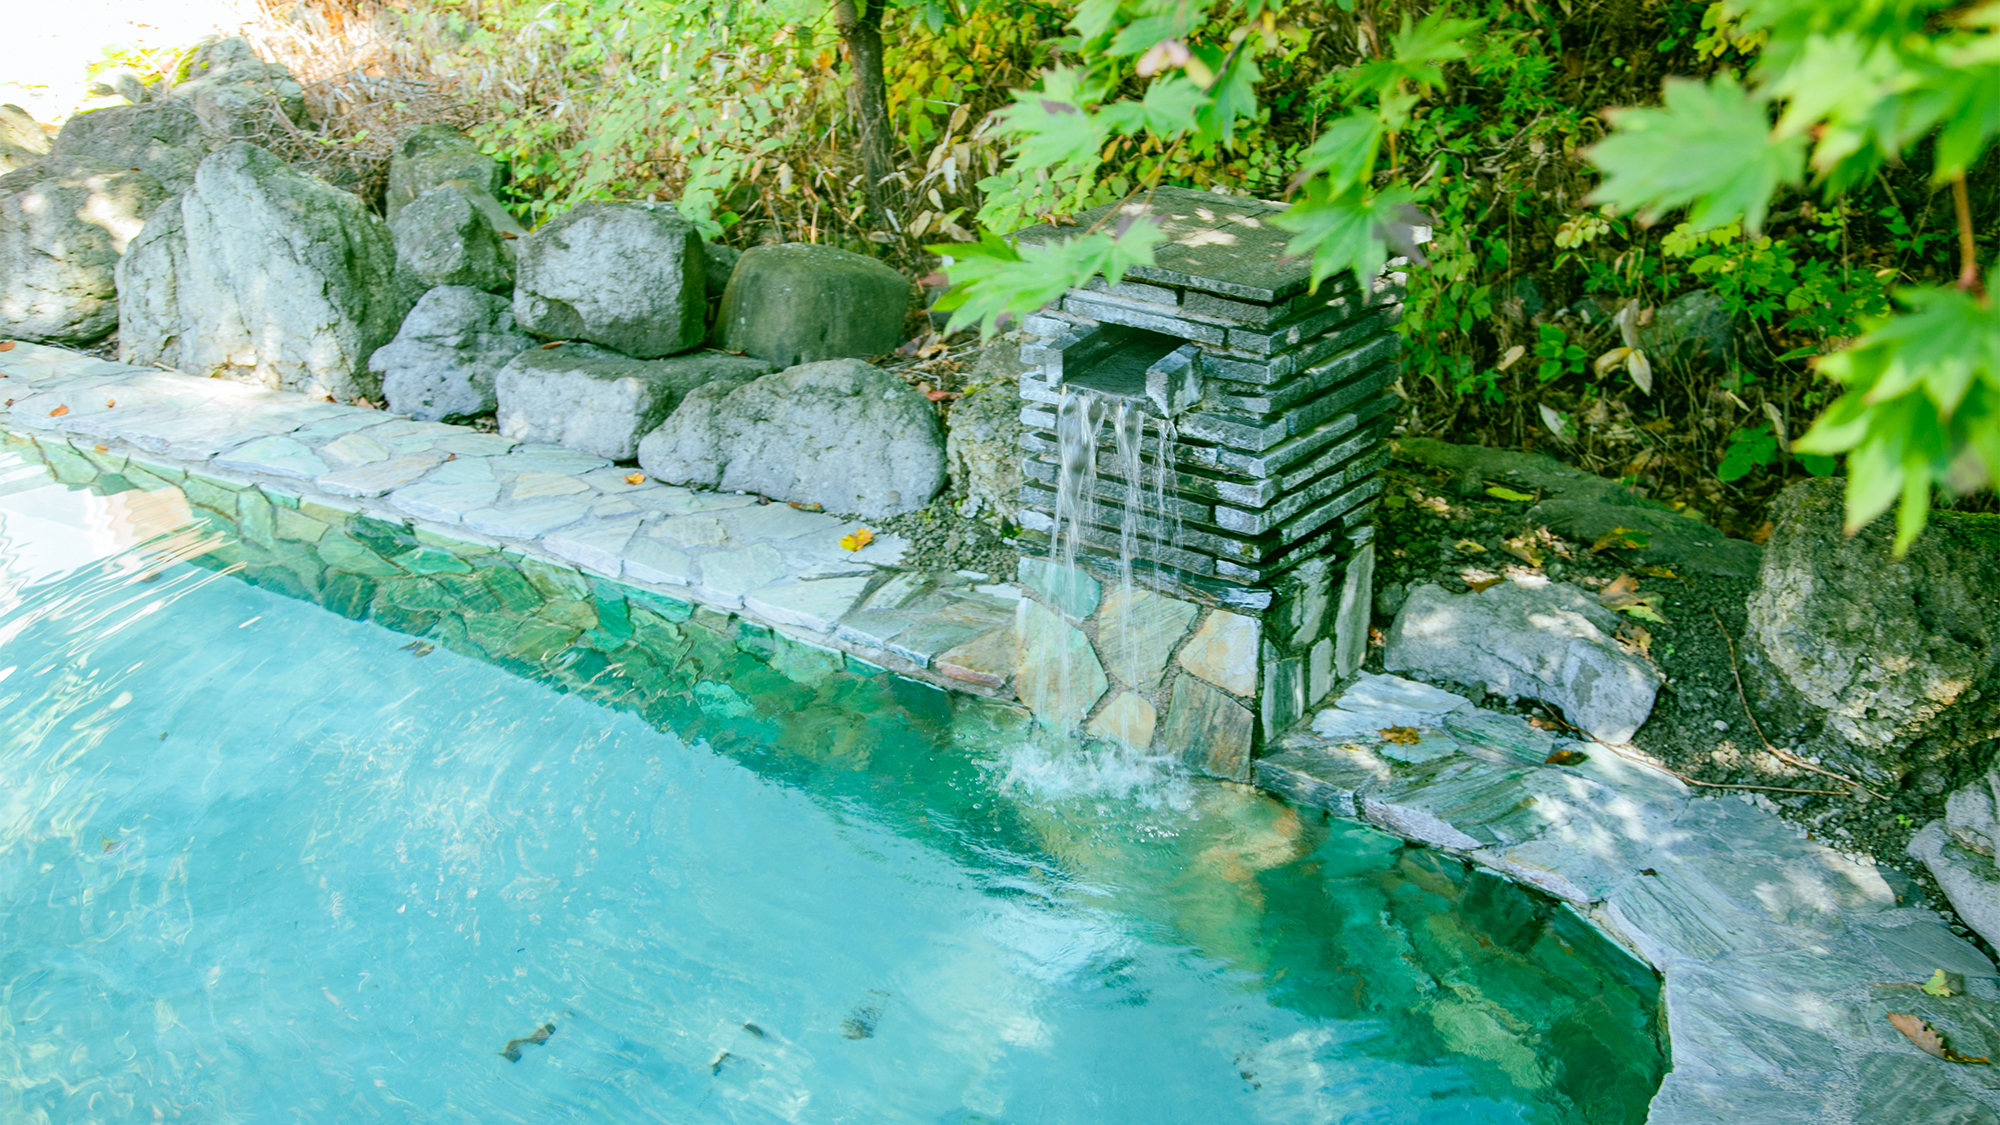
[[118, 142, 408, 400], [391, 182, 516, 293], [0, 158, 167, 344], [170, 37, 306, 144], [0, 104, 50, 175], [372, 286, 534, 422], [944, 334, 1032, 522], [639, 358, 944, 518], [497, 342, 772, 460], [715, 243, 909, 367], [512, 201, 706, 358], [1747, 477, 2000, 788], [51, 100, 205, 193], [385, 125, 505, 220]]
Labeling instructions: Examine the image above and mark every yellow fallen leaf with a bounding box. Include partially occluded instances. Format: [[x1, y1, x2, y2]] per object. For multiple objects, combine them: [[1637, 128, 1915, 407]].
[[1924, 970, 1958, 998], [49, 404, 68, 417], [1466, 576, 1503, 592], [1593, 527, 1650, 552], [624, 472, 645, 485], [0, 340, 14, 351], [1638, 565, 1678, 579], [1379, 727, 1421, 745], [838, 527, 874, 552], [1454, 539, 1488, 555]]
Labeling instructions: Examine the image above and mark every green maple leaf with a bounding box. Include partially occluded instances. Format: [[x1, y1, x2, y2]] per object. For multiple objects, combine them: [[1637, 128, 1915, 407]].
[[1587, 75, 1806, 234]]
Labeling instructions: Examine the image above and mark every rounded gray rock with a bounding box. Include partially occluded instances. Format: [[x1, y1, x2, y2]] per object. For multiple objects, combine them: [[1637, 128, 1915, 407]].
[[391, 183, 514, 293], [497, 342, 773, 461], [0, 158, 167, 345], [512, 201, 705, 358], [52, 100, 205, 193], [715, 242, 910, 367], [385, 125, 505, 221], [117, 142, 409, 401], [372, 286, 533, 423], [0, 104, 51, 175], [1384, 577, 1661, 744], [638, 357, 945, 518]]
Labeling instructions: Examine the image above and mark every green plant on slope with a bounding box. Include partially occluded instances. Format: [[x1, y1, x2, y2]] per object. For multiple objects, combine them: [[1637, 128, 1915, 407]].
[[1587, 0, 2000, 551]]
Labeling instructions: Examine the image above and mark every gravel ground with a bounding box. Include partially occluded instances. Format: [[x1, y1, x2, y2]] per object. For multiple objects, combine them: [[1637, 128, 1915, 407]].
[[1363, 454, 1994, 957]]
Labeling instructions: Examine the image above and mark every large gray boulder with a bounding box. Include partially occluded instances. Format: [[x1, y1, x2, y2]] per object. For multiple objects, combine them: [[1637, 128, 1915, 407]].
[[716, 242, 909, 367], [0, 105, 50, 175], [1746, 477, 2000, 788], [512, 201, 705, 358], [385, 125, 505, 220], [171, 37, 306, 144], [1911, 819, 2000, 953], [52, 100, 206, 193], [638, 358, 946, 518], [391, 183, 515, 293], [371, 286, 533, 423], [0, 158, 167, 344], [496, 342, 772, 461], [117, 143, 409, 401], [1384, 577, 1662, 743]]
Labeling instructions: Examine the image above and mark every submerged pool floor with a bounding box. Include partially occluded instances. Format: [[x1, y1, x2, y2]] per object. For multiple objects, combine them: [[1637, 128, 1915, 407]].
[[0, 451, 1664, 1122]]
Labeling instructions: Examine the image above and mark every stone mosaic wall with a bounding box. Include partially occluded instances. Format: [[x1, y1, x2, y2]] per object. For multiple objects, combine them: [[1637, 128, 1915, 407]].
[[1010, 541, 1374, 781], [1, 427, 972, 746]]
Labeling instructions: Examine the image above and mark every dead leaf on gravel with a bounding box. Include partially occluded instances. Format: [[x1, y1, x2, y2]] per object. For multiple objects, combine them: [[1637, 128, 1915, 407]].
[[1379, 727, 1422, 745], [1592, 527, 1651, 552], [1638, 565, 1679, 579], [1601, 574, 1671, 624], [1750, 520, 1774, 545], [1501, 533, 1545, 567], [1888, 1013, 1990, 1064], [1616, 621, 1653, 656]]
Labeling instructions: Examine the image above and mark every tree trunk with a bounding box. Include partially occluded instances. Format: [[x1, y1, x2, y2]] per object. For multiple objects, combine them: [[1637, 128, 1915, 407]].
[[832, 0, 898, 228]]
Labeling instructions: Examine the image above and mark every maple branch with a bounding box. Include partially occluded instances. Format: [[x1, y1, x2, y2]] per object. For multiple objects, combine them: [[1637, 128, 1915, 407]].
[[1953, 173, 1984, 297]]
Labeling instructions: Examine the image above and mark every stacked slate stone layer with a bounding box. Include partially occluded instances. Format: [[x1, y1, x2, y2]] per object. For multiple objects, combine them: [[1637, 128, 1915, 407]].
[[1012, 187, 1400, 596], [1004, 187, 1403, 775]]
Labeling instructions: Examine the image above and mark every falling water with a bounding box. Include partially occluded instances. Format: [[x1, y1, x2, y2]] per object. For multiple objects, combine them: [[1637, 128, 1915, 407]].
[[1051, 390, 1186, 729]]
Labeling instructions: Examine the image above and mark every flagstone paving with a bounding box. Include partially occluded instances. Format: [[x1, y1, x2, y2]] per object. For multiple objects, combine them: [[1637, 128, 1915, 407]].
[[5, 342, 1993, 1123]]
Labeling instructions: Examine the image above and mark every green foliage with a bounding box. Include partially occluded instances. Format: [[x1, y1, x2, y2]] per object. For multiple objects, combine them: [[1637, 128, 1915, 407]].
[[1533, 325, 1587, 383], [1588, 0, 2000, 548], [1718, 424, 1780, 481]]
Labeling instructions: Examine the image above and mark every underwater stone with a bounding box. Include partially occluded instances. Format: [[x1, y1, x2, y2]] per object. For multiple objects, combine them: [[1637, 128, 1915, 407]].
[[1161, 674, 1255, 782], [320, 572, 377, 620], [1176, 609, 1260, 696], [1014, 598, 1107, 732]]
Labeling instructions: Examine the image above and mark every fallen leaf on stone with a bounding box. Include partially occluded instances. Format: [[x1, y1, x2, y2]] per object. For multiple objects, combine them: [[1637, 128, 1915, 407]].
[[1601, 574, 1641, 602], [1924, 969, 1958, 997], [0, 340, 13, 351], [1485, 485, 1536, 502], [105, 399, 115, 408], [1466, 575, 1503, 592], [1639, 868, 1658, 876], [838, 527, 874, 552], [1454, 539, 1488, 555], [1888, 1013, 1990, 1063], [1592, 527, 1650, 552], [93, 444, 108, 453], [788, 500, 824, 512], [49, 404, 68, 417], [925, 389, 959, 402], [624, 472, 645, 485], [1545, 749, 1588, 766], [1379, 727, 1422, 745], [539, 340, 567, 349], [500, 231, 519, 240]]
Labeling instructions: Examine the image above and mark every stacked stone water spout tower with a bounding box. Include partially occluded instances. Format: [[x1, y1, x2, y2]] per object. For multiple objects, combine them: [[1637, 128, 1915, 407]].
[[1008, 187, 1403, 780]]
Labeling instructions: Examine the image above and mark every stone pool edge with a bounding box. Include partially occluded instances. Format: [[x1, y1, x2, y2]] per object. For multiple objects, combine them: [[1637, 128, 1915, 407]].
[[4, 346, 1995, 1124]]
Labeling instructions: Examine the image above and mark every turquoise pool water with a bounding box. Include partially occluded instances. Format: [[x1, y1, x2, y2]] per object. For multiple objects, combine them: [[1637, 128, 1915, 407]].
[[0, 444, 1665, 1123]]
